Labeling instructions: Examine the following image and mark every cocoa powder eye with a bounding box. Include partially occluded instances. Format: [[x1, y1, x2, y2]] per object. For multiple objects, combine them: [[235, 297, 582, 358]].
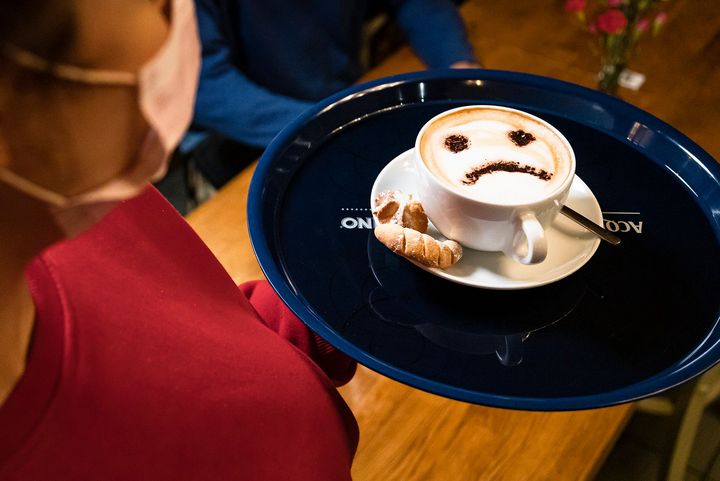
[[508, 130, 536, 147], [444, 134, 470, 153]]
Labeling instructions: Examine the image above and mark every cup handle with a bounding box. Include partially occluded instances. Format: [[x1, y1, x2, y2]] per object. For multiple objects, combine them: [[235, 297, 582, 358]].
[[509, 212, 547, 265]]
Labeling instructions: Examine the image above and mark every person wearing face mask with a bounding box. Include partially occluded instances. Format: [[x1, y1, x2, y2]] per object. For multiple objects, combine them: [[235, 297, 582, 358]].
[[0, 1, 357, 479]]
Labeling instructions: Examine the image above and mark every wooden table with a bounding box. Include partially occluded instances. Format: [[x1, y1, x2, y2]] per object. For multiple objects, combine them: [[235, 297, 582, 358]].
[[187, 1, 719, 479]]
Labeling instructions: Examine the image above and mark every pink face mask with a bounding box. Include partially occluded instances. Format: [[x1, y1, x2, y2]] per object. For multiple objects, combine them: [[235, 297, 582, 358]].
[[0, 0, 200, 237]]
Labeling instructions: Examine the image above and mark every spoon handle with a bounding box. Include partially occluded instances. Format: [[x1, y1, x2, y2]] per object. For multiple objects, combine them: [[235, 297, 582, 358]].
[[560, 205, 621, 246]]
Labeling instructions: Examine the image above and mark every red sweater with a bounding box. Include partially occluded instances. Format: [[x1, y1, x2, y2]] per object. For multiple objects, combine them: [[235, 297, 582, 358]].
[[0, 187, 358, 480]]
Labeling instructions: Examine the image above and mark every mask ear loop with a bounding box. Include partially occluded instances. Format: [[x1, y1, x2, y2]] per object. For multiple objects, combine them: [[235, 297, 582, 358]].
[[2, 43, 138, 86], [0, 43, 140, 206], [0, 166, 68, 206], [0, 97, 68, 206]]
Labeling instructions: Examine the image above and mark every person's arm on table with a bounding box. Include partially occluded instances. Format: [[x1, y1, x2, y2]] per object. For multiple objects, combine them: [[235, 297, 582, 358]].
[[193, 0, 315, 147], [240, 280, 357, 387], [389, 0, 481, 68]]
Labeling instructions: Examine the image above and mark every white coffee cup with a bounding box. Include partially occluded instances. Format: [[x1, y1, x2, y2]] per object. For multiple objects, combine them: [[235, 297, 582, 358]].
[[414, 105, 576, 265]]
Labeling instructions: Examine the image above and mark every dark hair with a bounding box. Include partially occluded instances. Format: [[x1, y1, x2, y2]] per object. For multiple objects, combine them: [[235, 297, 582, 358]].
[[1, 0, 75, 59]]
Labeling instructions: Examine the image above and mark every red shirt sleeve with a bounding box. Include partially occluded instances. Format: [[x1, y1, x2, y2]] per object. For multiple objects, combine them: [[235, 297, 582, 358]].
[[239, 280, 356, 386]]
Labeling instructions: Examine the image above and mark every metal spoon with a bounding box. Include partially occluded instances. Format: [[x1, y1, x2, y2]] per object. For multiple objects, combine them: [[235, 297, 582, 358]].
[[560, 205, 621, 246]]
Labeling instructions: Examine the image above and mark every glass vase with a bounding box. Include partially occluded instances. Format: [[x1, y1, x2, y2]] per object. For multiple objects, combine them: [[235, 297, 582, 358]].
[[598, 60, 626, 95]]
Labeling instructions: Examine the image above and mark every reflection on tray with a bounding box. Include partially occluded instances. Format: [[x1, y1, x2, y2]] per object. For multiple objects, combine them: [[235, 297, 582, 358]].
[[367, 233, 587, 366]]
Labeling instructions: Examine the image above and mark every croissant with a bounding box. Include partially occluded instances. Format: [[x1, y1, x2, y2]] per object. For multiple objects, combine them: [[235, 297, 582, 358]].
[[372, 190, 428, 233], [374, 223, 462, 269], [401, 200, 428, 233]]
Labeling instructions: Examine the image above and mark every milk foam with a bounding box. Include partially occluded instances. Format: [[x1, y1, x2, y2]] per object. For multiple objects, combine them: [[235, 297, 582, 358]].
[[420, 108, 572, 204]]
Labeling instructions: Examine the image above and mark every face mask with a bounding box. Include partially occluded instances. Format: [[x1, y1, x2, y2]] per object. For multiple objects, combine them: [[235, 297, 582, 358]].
[[0, 0, 200, 237]]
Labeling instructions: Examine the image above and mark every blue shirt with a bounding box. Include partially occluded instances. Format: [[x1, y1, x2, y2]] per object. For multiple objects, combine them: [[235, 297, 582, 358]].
[[193, 0, 476, 147]]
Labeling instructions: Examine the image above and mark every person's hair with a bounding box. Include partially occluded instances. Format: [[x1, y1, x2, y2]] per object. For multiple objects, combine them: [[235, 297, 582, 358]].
[[1, 0, 77, 152], [0, 2, 34, 43], [1, 0, 76, 59]]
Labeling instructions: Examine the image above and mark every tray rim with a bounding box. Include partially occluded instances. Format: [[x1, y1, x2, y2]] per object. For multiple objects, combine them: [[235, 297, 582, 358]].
[[248, 69, 720, 410]]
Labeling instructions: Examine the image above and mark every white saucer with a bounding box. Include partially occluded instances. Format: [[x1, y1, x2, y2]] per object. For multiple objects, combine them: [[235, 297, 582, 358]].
[[370, 149, 602, 290]]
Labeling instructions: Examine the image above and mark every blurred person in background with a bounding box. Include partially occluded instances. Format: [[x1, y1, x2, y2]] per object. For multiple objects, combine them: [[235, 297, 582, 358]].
[[187, 0, 481, 188], [0, 0, 357, 479]]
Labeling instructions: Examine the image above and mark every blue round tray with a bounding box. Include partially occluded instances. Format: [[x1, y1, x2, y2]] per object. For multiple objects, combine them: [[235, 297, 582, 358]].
[[248, 70, 720, 411]]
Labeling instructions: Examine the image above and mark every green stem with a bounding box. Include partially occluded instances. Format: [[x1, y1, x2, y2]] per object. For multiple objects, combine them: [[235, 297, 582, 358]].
[[598, 61, 625, 95]]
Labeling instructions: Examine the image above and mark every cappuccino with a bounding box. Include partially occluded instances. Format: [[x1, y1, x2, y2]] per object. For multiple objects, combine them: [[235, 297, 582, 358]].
[[419, 107, 572, 204]]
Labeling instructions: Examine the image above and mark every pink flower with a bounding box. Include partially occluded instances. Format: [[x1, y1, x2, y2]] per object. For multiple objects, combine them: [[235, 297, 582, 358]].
[[596, 9, 628, 34], [564, 0, 586, 13], [653, 11, 668, 34], [588, 21, 598, 34], [654, 11, 668, 26], [607, 0, 623, 7], [636, 17, 650, 33]]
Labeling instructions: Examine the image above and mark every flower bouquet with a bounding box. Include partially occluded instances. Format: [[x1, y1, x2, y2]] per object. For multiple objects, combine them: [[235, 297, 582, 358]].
[[565, 0, 670, 95]]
